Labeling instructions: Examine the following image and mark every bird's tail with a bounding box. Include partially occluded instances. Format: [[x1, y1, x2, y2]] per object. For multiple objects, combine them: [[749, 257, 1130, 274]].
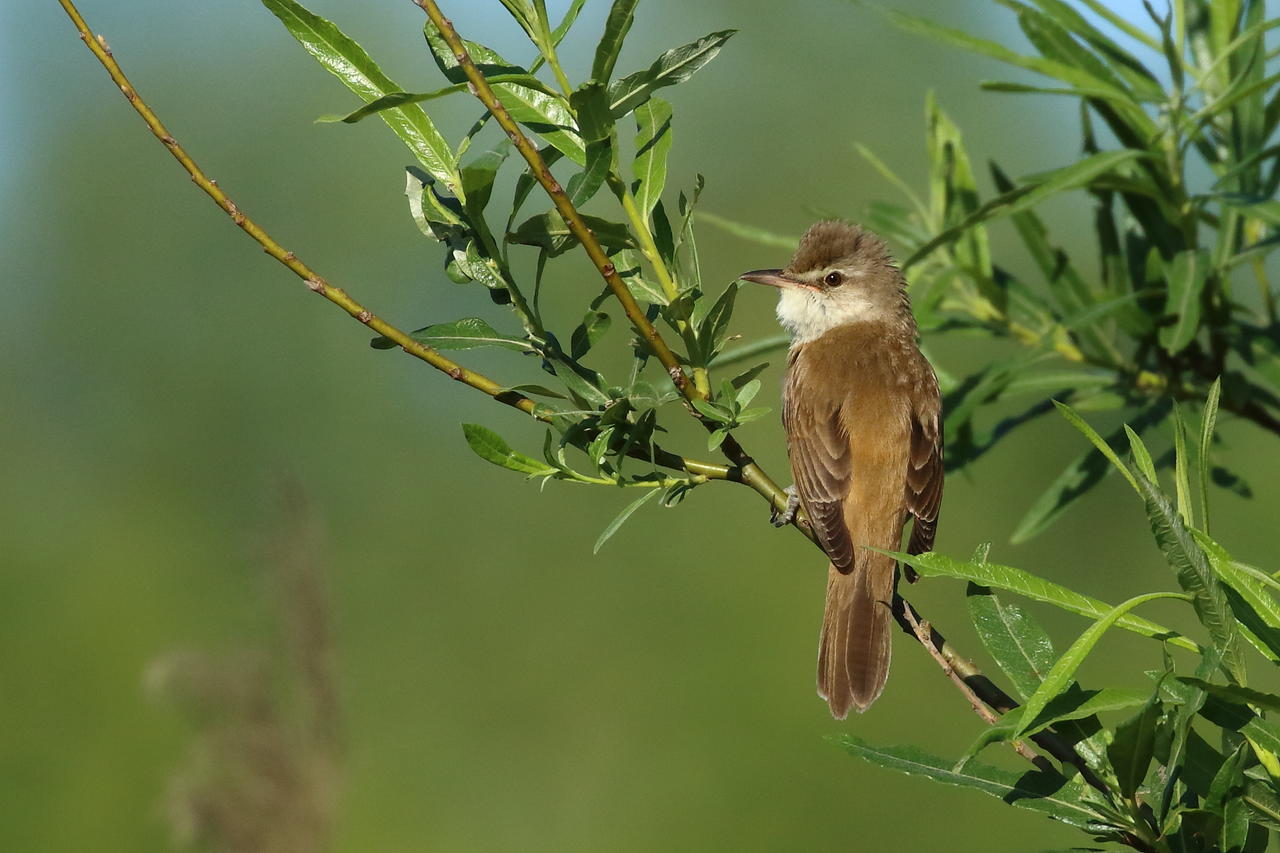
[[816, 551, 895, 718]]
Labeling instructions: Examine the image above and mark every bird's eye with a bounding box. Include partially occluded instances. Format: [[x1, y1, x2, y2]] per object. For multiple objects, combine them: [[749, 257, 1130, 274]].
[[824, 271, 843, 287]]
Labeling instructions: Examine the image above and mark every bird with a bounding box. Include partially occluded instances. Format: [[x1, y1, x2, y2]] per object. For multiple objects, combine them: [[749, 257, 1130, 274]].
[[739, 221, 943, 718]]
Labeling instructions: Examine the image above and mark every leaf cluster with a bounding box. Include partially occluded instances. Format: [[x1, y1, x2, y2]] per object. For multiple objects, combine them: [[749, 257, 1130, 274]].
[[856, 386, 1280, 852], [264, 0, 763, 540]]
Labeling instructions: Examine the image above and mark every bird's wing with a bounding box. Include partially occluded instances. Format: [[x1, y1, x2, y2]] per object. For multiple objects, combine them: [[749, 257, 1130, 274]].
[[905, 367, 944, 555], [784, 355, 855, 571]]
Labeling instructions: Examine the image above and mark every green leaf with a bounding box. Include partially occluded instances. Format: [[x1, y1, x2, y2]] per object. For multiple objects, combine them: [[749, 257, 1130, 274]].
[[710, 335, 790, 369], [905, 150, 1145, 270], [633, 98, 673, 221], [1195, 530, 1280, 663], [966, 584, 1055, 701], [1243, 780, 1280, 830], [872, 5, 1141, 111], [508, 211, 635, 255], [567, 139, 612, 208], [698, 212, 799, 249], [371, 317, 533, 352], [499, 384, 567, 400], [1199, 378, 1222, 534], [1177, 678, 1280, 714], [422, 24, 585, 164], [550, 361, 610, 409], [1123, 424, 1157, 484], [570, 311, 611, 359], [696, 282, 739, 362], [1159, 250, 1210, 354], [608, 30, 737, 116], [1206, 743, 1250, 818], [549, 0, 587, 43], [890, 550, 1200, 652], [690, 398, 733, 424], [569, 82, 613, 143], [1135, 472, 1246, 682], [1012, 592, 1187, 741], [735, 378, 762, 408], [262, 0, 461, 196], [957, 683, 1149, 768], [462, 423, 557, 476], [838, 736, 1096, 827], [461, 145, 510, 222], [610, 248, 668, 305], [593, 487, 660, 553], [592, 0, 638, 83], [1107, 697, 1161, 798], [324, 73, 558, 124], [1171, 405, 1193, 526]]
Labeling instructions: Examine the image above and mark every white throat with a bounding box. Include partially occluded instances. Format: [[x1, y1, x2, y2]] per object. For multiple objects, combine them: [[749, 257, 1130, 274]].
[[775, 286, 884, 344]]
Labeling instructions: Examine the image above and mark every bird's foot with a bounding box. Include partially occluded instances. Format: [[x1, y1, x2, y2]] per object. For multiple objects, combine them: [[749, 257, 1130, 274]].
[[771, 485, 800, 527]]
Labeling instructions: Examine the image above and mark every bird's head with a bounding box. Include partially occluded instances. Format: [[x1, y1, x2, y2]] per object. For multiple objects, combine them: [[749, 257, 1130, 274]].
[[739, 221, 910, 343]]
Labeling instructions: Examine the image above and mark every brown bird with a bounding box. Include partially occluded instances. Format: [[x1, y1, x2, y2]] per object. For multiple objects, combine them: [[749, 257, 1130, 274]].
[[740, 221, 943, 718]]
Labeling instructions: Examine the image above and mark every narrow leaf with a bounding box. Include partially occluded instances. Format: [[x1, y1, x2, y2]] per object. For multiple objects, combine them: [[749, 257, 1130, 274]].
[[838, 737, 1096, 827], [372, 317, 533, 351], [1135, 473, 1246, 682], [966, 584, 1055, 701], [1108, 698, 1161, 797], [592, 0, 638, 82], [462, 423, 557, 475], [608, 30, 737, 116], [889, 550, 1200, 652], [1199, 378, 1222, 534], [633, 98, 673, 220], [263, 0, 461, 195], [1012, 592, 1188, 740], [1159, 249, 1210, 354], [593, 488, 660, 553]]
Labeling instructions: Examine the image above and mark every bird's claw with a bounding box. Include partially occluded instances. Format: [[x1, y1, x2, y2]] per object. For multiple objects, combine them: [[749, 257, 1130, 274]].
[[771, 485, 800, 527]]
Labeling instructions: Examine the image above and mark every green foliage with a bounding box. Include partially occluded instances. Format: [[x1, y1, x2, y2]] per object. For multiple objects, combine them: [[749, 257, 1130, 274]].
[[874, 389, 1280, 852], [261, 1, 1280, 849]]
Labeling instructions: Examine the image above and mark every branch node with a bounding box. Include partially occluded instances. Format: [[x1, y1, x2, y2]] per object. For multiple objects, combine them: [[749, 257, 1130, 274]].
[[448, 366, 464, 380], [304, 277, 324, 293], [601, 262, 616, 276], [356, 310, 372, 324]]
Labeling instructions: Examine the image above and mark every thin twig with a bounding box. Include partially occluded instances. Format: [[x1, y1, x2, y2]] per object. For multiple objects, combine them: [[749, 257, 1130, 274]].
[[898, 598, 1048, 769], [894, 596, 1109, 793]]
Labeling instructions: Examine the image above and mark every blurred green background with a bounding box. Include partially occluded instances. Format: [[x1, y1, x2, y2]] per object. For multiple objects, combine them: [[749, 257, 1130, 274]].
[[6, 1, 1279, 850]]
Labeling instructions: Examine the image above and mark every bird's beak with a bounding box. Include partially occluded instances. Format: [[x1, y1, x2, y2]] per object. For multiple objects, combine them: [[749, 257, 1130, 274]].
[[738, 269, 819, 291]]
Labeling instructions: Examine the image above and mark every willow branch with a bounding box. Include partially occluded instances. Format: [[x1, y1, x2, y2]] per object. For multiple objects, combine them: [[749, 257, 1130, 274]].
[[57, 0, 735, 489]]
